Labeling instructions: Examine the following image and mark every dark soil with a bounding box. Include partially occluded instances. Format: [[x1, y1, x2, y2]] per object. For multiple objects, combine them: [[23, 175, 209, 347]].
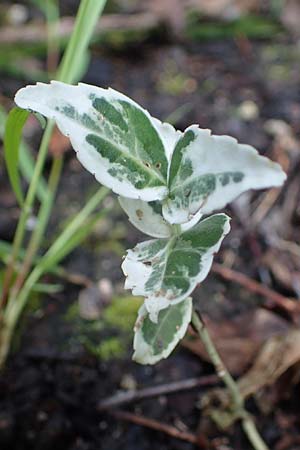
[[1, 11, 300, 450]]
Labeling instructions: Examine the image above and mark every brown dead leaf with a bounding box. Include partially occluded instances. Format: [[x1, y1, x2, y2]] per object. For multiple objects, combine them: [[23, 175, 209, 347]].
[[263, 249, 300, 294], [259, 175, 300, 259], [183, 309, 289, 374], [199, 327, 300, 429], [264, 119, 299, 158], [238, 328, 300, 398]]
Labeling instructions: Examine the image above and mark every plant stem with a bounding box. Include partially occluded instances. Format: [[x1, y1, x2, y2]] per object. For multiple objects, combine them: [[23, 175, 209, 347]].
[[242, 418, 270, 450], [191, 308, 269, 450], [172, 224, 182, 236]]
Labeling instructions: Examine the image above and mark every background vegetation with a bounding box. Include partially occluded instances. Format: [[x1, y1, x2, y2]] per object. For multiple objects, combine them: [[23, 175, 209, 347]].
[[0, 1, 300, 449]]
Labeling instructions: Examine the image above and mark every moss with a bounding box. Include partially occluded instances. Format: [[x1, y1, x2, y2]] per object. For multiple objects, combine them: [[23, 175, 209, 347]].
[[103, 295, 143, 332], [81, 336, 126, 360], [65, 294, 143, 361], [156, 61, 197, 96]]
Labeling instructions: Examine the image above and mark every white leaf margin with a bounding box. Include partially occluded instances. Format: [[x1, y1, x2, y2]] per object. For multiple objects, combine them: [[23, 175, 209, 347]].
[[122, 214, 231, 322], [133, 298, 192, 365], [14, 81, 181, 201], [119, 196, 172, 238], [163, 125, 287, 224], [119, 196, 203, 238]]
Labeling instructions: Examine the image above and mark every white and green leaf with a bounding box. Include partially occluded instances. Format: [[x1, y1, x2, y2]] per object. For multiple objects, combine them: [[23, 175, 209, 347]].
[[163, 126, 287, 224], [119, 196, 203, 238], [119, 196, 172, 238], [122, 213, 230, 322], [14, 81, 180, 201], [133, 298, 192, 364]]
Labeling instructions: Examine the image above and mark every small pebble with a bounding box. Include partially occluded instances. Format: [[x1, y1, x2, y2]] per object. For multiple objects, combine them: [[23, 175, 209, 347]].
[[7, 4, 28, 25], [238, 100, 259, 121], [120, 373, 137, 390]]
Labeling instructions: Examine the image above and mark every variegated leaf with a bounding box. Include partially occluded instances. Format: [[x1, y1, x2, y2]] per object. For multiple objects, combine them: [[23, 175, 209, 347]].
[[133, 298, 192, 364], [119, 197, 172, 238], [14, 81, 180, 201], [163, 126, 287, 224], [122, 214, 230, 322], [119, 197, 203, 238], [180, 208, 203, 232]]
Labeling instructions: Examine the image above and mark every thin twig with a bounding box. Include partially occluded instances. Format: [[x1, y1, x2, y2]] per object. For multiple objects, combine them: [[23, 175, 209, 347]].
[[251, 188, 281, 226], [0, 13, 159, 45], [110, 409, 203, 447], [53, 266, 92, 287], [98, 375, 218, 410], [212, 263, 298, 316], [191, 309, 269, 450]]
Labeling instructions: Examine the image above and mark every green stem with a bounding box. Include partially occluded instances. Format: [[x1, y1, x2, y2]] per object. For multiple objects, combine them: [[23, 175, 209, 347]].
[[172, 224, 182, 236], [242, 417, 270, 450], [191, 309, 269, 450]]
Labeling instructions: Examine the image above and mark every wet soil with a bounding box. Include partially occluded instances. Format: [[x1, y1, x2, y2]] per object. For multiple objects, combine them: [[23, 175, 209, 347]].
[[1, 23, 300, 450]]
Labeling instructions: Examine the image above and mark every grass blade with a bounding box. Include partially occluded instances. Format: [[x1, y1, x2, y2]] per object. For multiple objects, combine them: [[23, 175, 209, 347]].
[[0, 105, 48, 203], [4, 107, 30, 206], [41, 210, 107, 271]]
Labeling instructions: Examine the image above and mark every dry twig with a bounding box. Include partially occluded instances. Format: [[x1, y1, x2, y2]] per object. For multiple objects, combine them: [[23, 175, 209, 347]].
[[98, 375, 218, 410], [0, 13, 159, 45], [212, 263, 299, 317], [110, 409, 204, 447]]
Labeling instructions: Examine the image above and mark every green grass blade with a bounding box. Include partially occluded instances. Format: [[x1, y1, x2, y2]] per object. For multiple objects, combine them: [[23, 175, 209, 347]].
[[32, 282, 63, 294], [18, 145, 48, 202], [0, 104, 6, 136], [3, 107, 30, 206], [0, 105, 48, 203], [40, 210, 107, 271], [57, 0, 107, 84], [0, 240, 15, 263]]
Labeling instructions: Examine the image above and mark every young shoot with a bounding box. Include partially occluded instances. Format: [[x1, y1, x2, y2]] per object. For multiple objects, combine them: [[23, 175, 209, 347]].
[[14, 81, 287, 450], [14, 81, 286, 366]]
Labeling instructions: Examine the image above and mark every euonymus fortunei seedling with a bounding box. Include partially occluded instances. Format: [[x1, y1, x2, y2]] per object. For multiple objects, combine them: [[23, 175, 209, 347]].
[[15, 81, 286, 365]]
